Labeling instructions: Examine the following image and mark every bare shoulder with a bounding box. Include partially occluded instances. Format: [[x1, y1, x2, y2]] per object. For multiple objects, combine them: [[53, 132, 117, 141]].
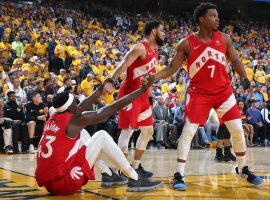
[[129, 42, 147, 59], [176, 37, 190, 55], [221, 32, 232, 45]]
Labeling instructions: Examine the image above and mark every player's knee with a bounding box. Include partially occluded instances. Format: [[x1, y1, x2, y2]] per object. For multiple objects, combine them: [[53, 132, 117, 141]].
[[140, 126, 153, 141], [180, 123, 198, 142], [136, 126, 153, 150], [224, 119, 246, 152], [118, 129, 133, 153]]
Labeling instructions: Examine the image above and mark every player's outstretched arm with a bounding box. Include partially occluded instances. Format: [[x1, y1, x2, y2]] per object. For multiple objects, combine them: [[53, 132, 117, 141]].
[[223, 33, 250, 89], [153, 39, 188, 81], [67, 80, 153, 138], [77, 79, 113, 113], [111, 43, 145, 82]]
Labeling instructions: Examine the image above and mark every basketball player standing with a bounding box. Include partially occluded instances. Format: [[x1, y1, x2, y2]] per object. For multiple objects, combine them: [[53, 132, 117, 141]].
[[111, 21, 165, 177], [146, 2, 263, 190]]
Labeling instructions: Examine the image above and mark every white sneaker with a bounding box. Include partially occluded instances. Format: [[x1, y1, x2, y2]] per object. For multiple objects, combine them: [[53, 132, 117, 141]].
[[29, 144, 35, 153]]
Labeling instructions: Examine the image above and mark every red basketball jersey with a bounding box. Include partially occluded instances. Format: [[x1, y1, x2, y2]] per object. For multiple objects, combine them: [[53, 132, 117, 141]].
[[123, 40, 158, 92], [186, 31, 231, 94], [35, 112, 94, 186]]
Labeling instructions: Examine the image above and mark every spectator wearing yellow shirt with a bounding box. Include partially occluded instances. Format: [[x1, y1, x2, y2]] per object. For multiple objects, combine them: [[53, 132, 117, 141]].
[[19, 68, 29, 82], [245, 62, 254, 82], [107, 63, 115, 76], [262, 85, 268, 101], [254, 65, 266, 83], [0, 38, 11, 60], [176, 77, 186, 101], [57, 69, 67, 87], [54, 38, 66, 61], [156, 59, 166, 72], [24, 40, 36, 58], [81, 73, 95, 96], [34, 38, 48, 57], [161, 78, 171, 94], [93, 59, 107, 79], [22, 58, 39, 77]]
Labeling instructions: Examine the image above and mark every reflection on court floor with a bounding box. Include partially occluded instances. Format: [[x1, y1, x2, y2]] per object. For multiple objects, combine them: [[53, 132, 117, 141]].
[[1, 168, 269, 199], [0, 148, 270, 199]]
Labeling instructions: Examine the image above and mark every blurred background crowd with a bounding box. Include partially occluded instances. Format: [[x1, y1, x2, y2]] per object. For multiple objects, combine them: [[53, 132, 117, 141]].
[[0, 0, 269, 154]]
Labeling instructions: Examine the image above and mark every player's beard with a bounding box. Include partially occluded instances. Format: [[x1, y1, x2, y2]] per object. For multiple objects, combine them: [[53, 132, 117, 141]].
[[155, 35, 164, 46]]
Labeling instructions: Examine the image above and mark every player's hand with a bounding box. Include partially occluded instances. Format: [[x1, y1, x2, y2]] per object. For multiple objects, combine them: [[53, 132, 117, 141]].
[[241, 78, 250, 90]]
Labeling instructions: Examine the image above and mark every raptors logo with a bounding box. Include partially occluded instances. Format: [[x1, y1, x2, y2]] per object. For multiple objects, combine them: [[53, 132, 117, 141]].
[[70, 166, 84, 180], [122, 103, 132, 111]]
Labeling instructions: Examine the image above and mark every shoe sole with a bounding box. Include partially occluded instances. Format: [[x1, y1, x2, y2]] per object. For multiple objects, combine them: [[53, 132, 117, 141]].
[[101, 179, 128, 187], [174, 186, 186, 191], [127, 182, 163, 192], [235, 174, 264, 185]]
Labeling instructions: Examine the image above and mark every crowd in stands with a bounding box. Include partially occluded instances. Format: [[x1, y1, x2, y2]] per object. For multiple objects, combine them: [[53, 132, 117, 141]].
[[0, 1, 269, 154]]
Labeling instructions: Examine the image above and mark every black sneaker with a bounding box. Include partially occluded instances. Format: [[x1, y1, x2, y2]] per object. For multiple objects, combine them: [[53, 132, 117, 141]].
[[101, 168, 128, 187], [173, 172, 186, 191], [236, 166, 263, 185], [4, 146, 13, 154], [127, 169, 162, 192], [224, 149, 236, 162], [136, 164, 153, 178]]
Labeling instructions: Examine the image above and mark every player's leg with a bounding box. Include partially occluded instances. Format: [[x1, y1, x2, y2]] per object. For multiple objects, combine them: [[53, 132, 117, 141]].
[[223, 130, 236, 162], [215, 124, 225, 162], [133, 105, 154, 178], [84, 130, 162, 191], [173, 120, 199, 190], [132, 125, 153, 178], [173, 92, 210, 191], [79, 129, 127, 187], [216, 92, 263, 185], [27, 121, 36, 153], [118, 128, 134, 157]]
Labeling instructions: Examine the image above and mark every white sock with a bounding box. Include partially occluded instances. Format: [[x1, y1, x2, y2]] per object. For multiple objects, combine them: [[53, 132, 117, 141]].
[[132, 160, 140, 169], [177, 162, 185, 176], [236, 156, 246, 171], [95, 160, 112, 176]]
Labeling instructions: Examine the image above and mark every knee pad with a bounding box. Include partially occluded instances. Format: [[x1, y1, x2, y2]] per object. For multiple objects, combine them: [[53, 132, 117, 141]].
[[224, 119, 246, 153], [118, 129, 134, 153], [180, 121, 198, 142], [136, 126, 153, 150]]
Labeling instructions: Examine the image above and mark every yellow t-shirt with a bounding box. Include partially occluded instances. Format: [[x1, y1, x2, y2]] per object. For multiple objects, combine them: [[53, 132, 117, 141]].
[[254, 70, 266, 81], [24, 44, 35, 58], [245, 68, 254, 82], [176, 84, 185, 101], [35, 42, 48, 57], [54, 44, 66, 59], [161, 82, 169, 94], [103, 92, 115, 105], [81, 79, 94, 96], [0, 42, 11, 59], [156, 64, 166, 72], [22, 64, 39, 77]]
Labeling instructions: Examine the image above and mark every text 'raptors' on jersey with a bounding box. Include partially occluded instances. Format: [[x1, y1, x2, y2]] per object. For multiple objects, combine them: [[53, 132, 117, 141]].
[[187, 31, 231, 94]]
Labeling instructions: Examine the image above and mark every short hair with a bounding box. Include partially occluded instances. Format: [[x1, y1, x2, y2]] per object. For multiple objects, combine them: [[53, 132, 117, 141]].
[[7, 91, 15, 96], [143, 21, 161, 36], [193, 2, 217, 24], [31, 91, 40, 99], [53, 92, 69, 109], [63, 77, 71, 84]]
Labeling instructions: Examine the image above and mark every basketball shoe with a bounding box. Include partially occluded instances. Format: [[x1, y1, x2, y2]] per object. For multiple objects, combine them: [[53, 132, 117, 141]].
[[101, 168, 128, 187], [236, 166, 263, 185], [173, 172, 186, 191]]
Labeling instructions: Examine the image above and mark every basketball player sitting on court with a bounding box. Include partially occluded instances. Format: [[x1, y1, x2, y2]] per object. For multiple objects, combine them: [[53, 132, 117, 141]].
[[144, 2, 263, 191], [35, 79, 162, 195]]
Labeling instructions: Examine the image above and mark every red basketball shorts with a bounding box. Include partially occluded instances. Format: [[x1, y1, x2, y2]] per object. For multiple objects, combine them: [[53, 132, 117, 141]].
[[43, 146, 95, 195], [185, 87, 241, 124], [118, 85, 153, 129]]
